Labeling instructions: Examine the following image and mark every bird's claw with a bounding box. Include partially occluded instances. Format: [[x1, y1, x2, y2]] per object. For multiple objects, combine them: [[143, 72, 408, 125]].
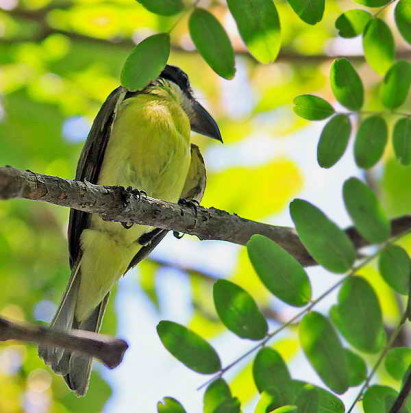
[[173, 231, 184, 239], [121, 222, 134, 229], [179, 198, 200, 218]]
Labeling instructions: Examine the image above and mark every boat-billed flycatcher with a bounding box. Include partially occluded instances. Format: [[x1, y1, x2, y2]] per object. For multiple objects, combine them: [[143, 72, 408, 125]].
[[39, 65, 221, 396]]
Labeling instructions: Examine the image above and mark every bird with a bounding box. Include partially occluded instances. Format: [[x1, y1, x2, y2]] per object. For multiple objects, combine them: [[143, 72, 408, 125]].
[[39, 65, 222, 396]]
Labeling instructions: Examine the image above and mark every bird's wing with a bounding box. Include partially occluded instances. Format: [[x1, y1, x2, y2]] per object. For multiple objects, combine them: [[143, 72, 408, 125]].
[[68, 87, 127, 268], [126, 144, 207, 271]]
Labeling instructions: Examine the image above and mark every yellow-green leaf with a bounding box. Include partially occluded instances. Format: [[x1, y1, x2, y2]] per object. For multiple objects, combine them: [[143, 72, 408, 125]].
[[137, 0, 183, 16], [227, 0, 281, 63], [158, 397, 187, 413], [121, 34, 170, 91], [286, 0, 325, 25], [363, 19, 395, 75], [189, 9, 235, 79], [354, 0, 391, 6], [335, 9, 372, 38], [293, 95, 334, 120], [330, 59, 364, 111], [395, 0, 411, 45], [204, 379, 232, 413]]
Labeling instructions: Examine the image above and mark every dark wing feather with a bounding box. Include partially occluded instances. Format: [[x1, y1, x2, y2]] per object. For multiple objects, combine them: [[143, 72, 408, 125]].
[[68, 87, 126, 268]]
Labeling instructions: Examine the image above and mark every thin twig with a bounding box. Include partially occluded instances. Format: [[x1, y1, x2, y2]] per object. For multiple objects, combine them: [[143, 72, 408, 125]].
[[389, 367, 411, 413]]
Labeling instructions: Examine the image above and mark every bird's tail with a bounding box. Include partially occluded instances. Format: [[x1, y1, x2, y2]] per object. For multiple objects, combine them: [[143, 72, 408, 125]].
[[39, 262, 109, 396]]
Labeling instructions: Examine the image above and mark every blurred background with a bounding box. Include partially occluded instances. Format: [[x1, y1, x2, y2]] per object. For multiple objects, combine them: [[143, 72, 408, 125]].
[[0, 0, 410, 412]]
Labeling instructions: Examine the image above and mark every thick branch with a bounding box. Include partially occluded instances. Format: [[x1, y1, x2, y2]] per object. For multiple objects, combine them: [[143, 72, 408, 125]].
[[0, 316, 128, 369], [1, 166, 410, 267]]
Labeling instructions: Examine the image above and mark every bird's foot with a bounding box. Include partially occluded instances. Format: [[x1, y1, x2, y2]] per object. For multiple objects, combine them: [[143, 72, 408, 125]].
[[173, 231, 184, 239], [119, 186, 146, 229], [178, 198, 200, 216]]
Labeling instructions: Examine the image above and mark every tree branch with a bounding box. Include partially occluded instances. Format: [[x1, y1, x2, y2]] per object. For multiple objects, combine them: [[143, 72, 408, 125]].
[[0, 316, 128, 369], [390, 367, 411, 413], [1, 166, 410, 267]]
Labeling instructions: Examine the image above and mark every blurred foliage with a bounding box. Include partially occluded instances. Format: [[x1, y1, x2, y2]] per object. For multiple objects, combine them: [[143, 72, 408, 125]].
[[0, 0, 410, 412]]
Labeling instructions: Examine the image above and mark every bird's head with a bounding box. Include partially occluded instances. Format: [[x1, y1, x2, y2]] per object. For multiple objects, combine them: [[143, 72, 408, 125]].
[[159, 65, 222, 142]]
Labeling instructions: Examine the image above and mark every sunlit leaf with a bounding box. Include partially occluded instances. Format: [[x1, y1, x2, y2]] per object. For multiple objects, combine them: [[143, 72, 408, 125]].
[[354, 116, 388, 169], [335, 10, 372, 38], [395, 0, 411, 44], [330, 277, 385, 353], [157, 321, 221, 374], [385, 348, 411, 381], [286, 0, 325, 25], [121, 34, 170, 91], [254, 391, 277, 413], [393, 118, 411, 166], [363, 385, 399, 413], [343, 177, 390, 243], [290, 199, 356, 273], [157, 397, 186, 413], [137, 0, 183, 16], [380, 61, 411, 109], [292, 381, 345, 413], [213, 279, 268, 340], [204, 379, 232, 413], [293, 95, 334, 120], [363, 19, 395, 75], [227, 0, 281, 63], [253, 347, 294, 404], [317, 114, 351, 168], [345, 349, 367, 387], [330, 59, 364, 111], [299, 312, 349, 394], [247, 235, 312, 307], [271, 407, 298, 413], [189, 9, 235, 79], [378, 245, 410, 295], [353, 0, 391, 5], [296, 385, 319, 413]]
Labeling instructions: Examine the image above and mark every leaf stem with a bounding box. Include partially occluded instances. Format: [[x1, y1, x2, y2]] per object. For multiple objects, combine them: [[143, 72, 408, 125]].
[[347, 311, 409, 413], [374, 0, 398, 18], [167, 0, 200, 34]]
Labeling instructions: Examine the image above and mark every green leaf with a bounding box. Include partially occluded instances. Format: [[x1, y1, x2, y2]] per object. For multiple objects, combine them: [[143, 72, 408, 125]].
[[227, 0, 281, 63], [290, 199, 356, 273], [330, 59, 364, 111], [343, 177, 390, 243], [378, 245, 410, 295], [157, 321, 221, 374], [393, 118, 411, 166], [213, 398, 241, 413], [317, 114, 352, 168], [204, 379, 232, 413], [121, 34, 170, 92], [286, 0, 325, 25], [157, 397, 187, 413], [299, 312, 349, 394], [213, 279, 268, 340], [330, 277, 385, 353], [380, 61, 411, 109], [354, 116, 388, 169], [353, 0, 391, 6], [253, 347, 294, 404], [363, 18, 395, 75], [137, 0, 183, 16], [293, 95, 334, 120], [292, 381, 345, 413], [385, 348, 411, 380], [395, 0, 411, 44], [189, 9, 235, 79], [363, 386, 399, 413], [296, 385, 319, 413], [247, 235, 312, 307], [335, 9, 372, 38], [345, 349, 367, 387]]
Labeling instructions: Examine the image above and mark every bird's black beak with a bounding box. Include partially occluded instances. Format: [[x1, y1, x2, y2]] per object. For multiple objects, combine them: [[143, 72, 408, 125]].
[[190, 100, 223, 142]]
